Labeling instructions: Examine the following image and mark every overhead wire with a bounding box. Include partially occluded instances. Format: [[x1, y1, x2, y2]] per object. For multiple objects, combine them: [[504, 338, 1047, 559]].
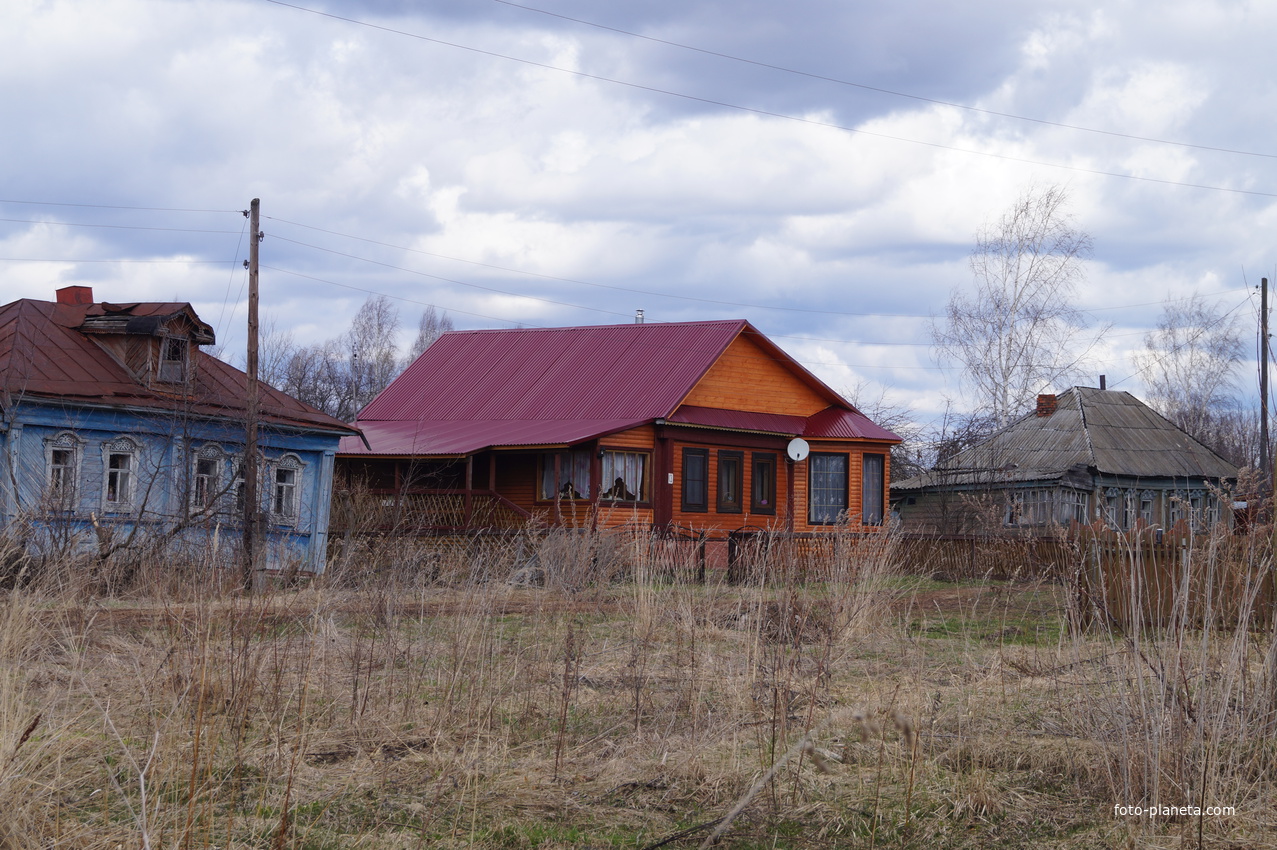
[[262, 0, 1277, 200], [262, 214, 1253, 326], [492, 0, 1277, 161]]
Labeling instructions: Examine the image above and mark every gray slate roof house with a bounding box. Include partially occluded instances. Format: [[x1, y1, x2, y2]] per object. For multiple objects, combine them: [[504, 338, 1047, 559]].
[[891, 387, 1238, 535]]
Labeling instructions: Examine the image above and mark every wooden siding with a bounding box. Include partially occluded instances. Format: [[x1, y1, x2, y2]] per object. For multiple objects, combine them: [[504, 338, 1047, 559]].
[[679, 333, 829, 416], [495, 451, 539, 514], [600, 424, 654, 450]]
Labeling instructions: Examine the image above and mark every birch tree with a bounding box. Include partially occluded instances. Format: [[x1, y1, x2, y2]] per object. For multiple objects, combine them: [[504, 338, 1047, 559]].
[[931, 185, 1104, 426], [404, 305, 455, 368], [1132, 294, 1246, 458]]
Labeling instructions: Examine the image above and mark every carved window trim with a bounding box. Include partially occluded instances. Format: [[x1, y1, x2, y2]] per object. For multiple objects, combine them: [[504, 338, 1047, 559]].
[[44, 430, 84, 512], [101, 436, 142, 514]]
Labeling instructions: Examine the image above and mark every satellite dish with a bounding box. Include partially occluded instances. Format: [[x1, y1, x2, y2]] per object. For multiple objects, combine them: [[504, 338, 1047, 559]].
[[786, 438, 810, 462]]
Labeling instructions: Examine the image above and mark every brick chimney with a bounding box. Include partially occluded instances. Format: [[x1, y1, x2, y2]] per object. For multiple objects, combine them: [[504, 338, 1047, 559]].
[[56, 285, 93, 305], [1036, 393, 1057, 417]]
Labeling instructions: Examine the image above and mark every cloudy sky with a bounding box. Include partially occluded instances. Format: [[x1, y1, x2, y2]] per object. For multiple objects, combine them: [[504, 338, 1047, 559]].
[[3, 0, 1276, 428]]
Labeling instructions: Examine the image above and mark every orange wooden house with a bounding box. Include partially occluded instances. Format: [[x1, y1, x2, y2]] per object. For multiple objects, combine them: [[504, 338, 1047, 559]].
[[335, 320, 899, 536]]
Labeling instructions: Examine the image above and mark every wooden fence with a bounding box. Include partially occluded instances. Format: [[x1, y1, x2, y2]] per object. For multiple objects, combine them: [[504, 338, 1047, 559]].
[[1070, 526, 1274, 629], [893, 526, 1274, 629]]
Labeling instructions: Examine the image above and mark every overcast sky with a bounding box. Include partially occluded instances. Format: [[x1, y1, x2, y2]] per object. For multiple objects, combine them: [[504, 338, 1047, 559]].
[[4, 0, 1276, 428]]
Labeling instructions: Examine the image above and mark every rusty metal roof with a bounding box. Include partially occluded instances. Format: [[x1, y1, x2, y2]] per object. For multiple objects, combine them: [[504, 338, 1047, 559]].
[[0, 297, 357, 436], [892, 387, 1237, 491], [342, 320, 900, 456]]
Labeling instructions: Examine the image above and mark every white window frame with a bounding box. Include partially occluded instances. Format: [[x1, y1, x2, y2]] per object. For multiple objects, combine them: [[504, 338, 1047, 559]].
[[1168, 490, 1186, 528], [1139, 490, 1155, 527], [1104, 487, 1125, 529], [101, 436, 142, 514], [270, 453, 304, 526], [1058, 489, 1088, 525], [44, 430, 84, 511], [190, 444, 227, 515]]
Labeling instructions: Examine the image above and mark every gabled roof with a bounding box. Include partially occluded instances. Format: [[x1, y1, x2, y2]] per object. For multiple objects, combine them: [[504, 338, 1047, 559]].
[[0, 297, 357, 436], [341, 319, 899, 456], [893, 387, 1237, 492]]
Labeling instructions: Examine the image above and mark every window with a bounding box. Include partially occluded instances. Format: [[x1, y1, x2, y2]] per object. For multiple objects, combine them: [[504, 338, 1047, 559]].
[[194, 457, 219, 509], [717, 451, 743, 513], [751, 453, 776, 515], [159, 336, 188, 382], [539, 450, 592, 500], [274, 468, 296, 517], [44, 431, 82, 510], [862, 453, 885, 525], [1004, 492, 1024, 526], [1189, 490, 1206, 530], [190, 445, 226, 513], [230, 456, 247, 514], [1139, 490, 1155, 527], [1015, 489, 1053, 526], [1105, 487, 1125, 529], [808, 453, 848, 524], [101, 437, 140, 512], [601, 450, 648, 502], [271, 454, 304, 524], [1060, 490, 1088, 524], [682, 448, 708, 512]]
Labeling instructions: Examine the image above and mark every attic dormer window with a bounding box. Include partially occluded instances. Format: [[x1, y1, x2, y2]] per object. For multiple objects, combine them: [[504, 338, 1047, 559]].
[[159, 336, 188, 383]]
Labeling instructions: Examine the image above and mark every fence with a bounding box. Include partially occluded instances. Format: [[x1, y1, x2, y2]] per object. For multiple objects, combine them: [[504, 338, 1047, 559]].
[[1070, 525, 1274, 629]]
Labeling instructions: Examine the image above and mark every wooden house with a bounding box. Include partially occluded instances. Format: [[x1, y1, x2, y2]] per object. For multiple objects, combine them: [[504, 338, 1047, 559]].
[[336, 320, 900, 536], [891, 387, 1238, 535], [0, 286, 359, 572]]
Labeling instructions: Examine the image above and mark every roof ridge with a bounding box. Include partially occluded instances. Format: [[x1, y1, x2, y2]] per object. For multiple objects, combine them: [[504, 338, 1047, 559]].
[[1076, 387, 1098, 468]]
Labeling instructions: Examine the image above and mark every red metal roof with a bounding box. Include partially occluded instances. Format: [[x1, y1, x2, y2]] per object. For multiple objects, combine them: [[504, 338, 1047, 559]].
[[358, 321, 747, 423], [668, 405, 808, 435], [0, 297, 357, 436], [803, 406, 901, 441], [342, 320, 900, 456]]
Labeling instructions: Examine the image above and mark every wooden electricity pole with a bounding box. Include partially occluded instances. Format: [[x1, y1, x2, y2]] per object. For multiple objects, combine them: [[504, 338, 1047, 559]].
[[242, 198, 262, 591], [1262, 278, 1271, 501]]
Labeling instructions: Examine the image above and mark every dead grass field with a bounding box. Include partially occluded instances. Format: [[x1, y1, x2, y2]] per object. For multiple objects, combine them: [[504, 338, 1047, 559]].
[[1, 529, 1275, 849]]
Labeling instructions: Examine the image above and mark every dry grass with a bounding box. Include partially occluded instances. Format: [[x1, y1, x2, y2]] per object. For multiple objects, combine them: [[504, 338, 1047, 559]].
[[0, 523, 1275, 848]]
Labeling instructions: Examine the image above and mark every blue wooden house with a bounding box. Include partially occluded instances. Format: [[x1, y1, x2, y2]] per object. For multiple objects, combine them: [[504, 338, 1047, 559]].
[[0, 286, 359, 572]]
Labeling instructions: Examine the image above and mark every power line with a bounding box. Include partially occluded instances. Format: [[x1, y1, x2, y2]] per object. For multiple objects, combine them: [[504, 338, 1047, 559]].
[[0, 257, 233, 265], [492, 0, 1277, 162], [263, 214, 1254, 325], [0, 198, 238, 214], [260, 263, 945, 372], [0, 217, 241, 234], [263, 0, 1277, 200], [267, 234, 633, 319], [264, 215, 929, 319]]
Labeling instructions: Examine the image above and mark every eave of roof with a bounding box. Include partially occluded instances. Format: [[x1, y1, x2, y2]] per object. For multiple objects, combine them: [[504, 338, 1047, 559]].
[[0, 297, 358, 437]]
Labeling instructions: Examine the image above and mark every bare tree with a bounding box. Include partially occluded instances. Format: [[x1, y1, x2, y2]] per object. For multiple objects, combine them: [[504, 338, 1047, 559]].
[[336, 296, 401, 420], [1132, 294, 1249, 464], [261, 296, 404, 422], [404, 305, 455, 368], [844, 379, 925, 481], [931, 184, 1105, 426]]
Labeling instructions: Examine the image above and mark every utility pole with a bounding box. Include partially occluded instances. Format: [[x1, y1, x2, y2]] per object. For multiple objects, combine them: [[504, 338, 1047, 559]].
[[1263, 278, 1271, 503], [242, 198, 262, 592]]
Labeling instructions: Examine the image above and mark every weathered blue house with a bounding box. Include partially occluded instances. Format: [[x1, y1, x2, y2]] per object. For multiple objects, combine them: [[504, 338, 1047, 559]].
[[0, 286, 359, 572]]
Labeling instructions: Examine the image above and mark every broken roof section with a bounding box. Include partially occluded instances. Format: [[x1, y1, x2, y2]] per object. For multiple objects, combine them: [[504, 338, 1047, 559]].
[[342, 319, 898, 456], [0, 289, 357, 437]]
